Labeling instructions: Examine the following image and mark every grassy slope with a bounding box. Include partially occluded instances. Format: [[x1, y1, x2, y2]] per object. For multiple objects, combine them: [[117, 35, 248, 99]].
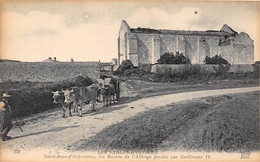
[[127, 79, 259, 98], [74, 91, 259, 152]]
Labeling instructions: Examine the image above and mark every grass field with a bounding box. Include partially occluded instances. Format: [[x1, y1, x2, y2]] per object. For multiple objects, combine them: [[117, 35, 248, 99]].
[[0, 62, 100, 82], [75, 91, 260, 152]]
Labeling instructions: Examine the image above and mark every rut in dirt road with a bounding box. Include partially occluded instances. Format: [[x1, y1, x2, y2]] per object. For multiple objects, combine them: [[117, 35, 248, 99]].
[[2, 86, 259, 154]]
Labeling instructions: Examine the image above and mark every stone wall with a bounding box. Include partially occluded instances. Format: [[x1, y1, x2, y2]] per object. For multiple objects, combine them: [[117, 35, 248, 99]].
[[128, 33, 240, 65], [135, 34, 153, 65], [219, 45, 234, 64], [118, 20, 130, 64], [128, 34, 139, 66], [118, 21, 254, 66], [185, 35, 199, 64], [229, 64, 254, 73], [232, 44, 254, 64], [151, 64, 254, 74]]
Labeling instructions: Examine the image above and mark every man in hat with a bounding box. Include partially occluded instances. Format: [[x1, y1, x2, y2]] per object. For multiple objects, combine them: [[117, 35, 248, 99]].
[[0, 93, 13, 141]]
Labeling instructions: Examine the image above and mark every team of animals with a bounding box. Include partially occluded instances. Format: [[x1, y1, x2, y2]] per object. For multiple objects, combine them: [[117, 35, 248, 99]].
[[51, 77, 120, 117]]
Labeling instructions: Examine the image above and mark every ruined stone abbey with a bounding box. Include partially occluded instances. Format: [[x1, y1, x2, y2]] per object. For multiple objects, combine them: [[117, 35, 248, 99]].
[[118, 20, 254, 66]]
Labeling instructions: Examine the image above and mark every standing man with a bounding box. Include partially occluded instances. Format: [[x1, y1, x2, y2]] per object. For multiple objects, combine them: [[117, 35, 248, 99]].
[[0, 93, 13, 141]]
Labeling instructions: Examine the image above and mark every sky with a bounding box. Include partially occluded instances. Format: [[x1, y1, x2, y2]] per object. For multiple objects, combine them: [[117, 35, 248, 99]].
[[1, 1, 259, 62]]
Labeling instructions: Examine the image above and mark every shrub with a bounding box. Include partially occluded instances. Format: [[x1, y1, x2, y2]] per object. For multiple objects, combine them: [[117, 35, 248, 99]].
[[51, 75, 93, 91], [157, 51, 191, 64], [161, 67, 173, 82], [152, 65, 210, 82], [174, 51, 191, 64], [71, 75, 93, 87], [157, 51, 175, 64], [1, 87, 55, 118], [114, 60, 135, 76], [139, 64, 152, 74], [204, 55, 229, 64], [0, 75, 94, 118], [212, 64, 231, 79]]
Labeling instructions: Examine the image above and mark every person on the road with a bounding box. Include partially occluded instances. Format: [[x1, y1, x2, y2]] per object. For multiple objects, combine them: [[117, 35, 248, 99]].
[[0, 93, 13, 141]]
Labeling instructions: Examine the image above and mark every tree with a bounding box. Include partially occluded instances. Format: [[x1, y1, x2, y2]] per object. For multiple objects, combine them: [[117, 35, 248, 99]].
[[204, 55, 229, 64], [157, 51, 190, 64], [114, 59, 135, 75], [174, 51, 191, 64]]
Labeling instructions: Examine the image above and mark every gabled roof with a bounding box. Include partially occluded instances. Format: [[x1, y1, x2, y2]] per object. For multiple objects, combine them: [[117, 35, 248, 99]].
[[122, 20, 130, 29], [220, 24, 238, 35]]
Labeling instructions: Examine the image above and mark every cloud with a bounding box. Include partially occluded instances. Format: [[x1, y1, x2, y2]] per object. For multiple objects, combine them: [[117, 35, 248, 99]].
[[1, 10, 120, 62], [2, 11, 65, 38], [127, 7, 203, 30], [1, 4, 259, 62], [125, 6, 259, 60]]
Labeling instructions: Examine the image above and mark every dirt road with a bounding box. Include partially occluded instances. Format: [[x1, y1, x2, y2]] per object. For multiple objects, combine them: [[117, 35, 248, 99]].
[[2, 86, 259, 155]]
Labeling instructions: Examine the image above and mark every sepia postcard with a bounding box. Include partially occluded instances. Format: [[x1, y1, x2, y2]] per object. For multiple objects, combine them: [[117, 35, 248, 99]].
[[0, 0, 260, 161]]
